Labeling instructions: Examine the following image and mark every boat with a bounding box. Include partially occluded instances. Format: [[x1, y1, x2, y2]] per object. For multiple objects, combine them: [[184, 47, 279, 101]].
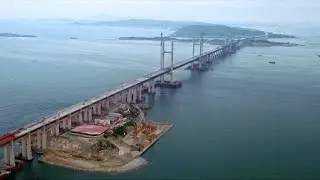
[[258, 54, 262, 57], [268, 61, 276, 64], [69, 37, 78, 40], [317, 54, 320, 58]]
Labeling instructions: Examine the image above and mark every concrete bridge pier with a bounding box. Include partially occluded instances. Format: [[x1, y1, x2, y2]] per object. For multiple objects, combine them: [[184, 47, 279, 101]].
[[147, 81, 152, 94], [106, 98, 110, 109], [62, 118, 67, 129], [88, 107, 93, 122], [206, 54, 209, 64], [4, 141, 16, 166], [3, 144, 9, 165], [117, 93, 122, 102], [92, 104, 97, 115], [55, 121, 60, 136], [199, 56, 203, 69], [132, 87, 137, 103], [26, 133, 32, 160], [41, 126, 47, 149], [114, 94, 119, 103], [36, 131, 41, 149], [126, 89, 132, 103], [21, 138, 27, 158], [209, 53, 213, 63], [101, 99, 105, 109], [83, 108, 88, 122], [137, 85, 143, 101], [67, 116, 72, 129], [97, 102, 102, 115], [121, 91, 126, 103], [78, 110, 83, 124], [151, 79, 156, 94], [214, 52, 218, 61]]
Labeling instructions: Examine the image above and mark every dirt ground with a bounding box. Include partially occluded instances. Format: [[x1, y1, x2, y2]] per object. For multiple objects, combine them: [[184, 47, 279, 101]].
[[41, 150, 147, 173], [40, 107, 173, 174]]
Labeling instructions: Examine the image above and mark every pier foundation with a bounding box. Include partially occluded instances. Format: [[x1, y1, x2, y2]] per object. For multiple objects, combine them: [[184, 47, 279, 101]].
[[138, 85, 143, 101], [42, 126, 47, 149], [78, 111, 83, 124], [55, 121, 59, 135], [88, 108, 92, 122], [67, 117, 72, 129], [37, 131, 41, 149], [26, 133, 32, 160], [132, 87, 137, 103], [4, 144, 10, 165], [97, 102, 101, 115], [127, 89, 132, 103], [21, 138, 27, 158]]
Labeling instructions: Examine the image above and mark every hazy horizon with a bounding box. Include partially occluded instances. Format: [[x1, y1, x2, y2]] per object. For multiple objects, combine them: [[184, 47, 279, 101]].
[[1, 0, 319, 25]]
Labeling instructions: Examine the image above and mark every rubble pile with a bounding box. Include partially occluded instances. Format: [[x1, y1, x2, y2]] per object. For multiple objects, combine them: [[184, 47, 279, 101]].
[[49, 137, 83, 153], [49, 137, 119, 162]]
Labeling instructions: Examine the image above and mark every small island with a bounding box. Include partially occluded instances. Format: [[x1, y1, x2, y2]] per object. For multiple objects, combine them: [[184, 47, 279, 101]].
[[0, 33, 37, 38], [118, 24, 301, 47], [38, 102, 173, 173], [118, 37, 302, 47]]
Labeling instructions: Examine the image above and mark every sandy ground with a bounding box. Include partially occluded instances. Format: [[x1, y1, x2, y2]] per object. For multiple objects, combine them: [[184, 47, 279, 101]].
[[40, 150, 147, 173]]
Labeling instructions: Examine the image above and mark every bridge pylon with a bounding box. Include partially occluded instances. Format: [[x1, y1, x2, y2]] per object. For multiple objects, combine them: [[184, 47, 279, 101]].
[[155, 33, 182, 89]]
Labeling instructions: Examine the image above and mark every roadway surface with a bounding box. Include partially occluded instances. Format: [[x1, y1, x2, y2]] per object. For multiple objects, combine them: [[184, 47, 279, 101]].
[[14, 39, 246, 139]]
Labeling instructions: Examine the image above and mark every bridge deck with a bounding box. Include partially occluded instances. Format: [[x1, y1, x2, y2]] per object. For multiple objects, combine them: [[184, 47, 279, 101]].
[[14, 38, 253, 139]]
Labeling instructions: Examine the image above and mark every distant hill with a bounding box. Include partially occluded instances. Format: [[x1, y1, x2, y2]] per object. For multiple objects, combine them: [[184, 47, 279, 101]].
[[73, 19, 212, 30], [171, 25, 297, 38], [73, 19, 296, 38]]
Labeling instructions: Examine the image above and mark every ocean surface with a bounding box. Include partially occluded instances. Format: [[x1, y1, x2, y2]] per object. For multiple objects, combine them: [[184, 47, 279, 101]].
[[1, 21, 320, 179]]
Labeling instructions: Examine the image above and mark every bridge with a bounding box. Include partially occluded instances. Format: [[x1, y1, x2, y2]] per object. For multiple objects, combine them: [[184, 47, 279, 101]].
[[0, 34, 256, 168]]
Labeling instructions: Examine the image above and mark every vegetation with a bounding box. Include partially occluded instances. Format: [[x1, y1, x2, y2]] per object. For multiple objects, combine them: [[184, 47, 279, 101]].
[[112, 121, 135, 137], [113, 126, 127, 137], [74, 19, 296, 39], [171, 25, 297, 38]]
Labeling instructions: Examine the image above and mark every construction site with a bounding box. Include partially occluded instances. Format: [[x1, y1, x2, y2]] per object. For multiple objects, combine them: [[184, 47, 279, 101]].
[[39, 102, 173, 173]]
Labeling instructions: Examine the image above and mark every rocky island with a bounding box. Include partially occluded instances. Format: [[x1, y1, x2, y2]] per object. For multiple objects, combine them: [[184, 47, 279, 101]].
[[0, 33, 37, 38], [171, 25, 297, 38], [119, 24, 301, 47], [119, 37, 302, 47]]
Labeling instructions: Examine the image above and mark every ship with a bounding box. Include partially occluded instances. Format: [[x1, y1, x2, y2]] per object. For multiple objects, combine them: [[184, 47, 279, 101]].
[[268, 61, 276, 64]]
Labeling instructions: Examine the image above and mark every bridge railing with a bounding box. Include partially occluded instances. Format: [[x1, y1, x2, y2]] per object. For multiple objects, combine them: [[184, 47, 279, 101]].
[[13, 38, 252, 138]]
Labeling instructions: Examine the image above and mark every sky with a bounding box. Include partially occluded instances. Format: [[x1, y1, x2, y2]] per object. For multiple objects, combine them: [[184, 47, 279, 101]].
[[1, 0, 319, 24]]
